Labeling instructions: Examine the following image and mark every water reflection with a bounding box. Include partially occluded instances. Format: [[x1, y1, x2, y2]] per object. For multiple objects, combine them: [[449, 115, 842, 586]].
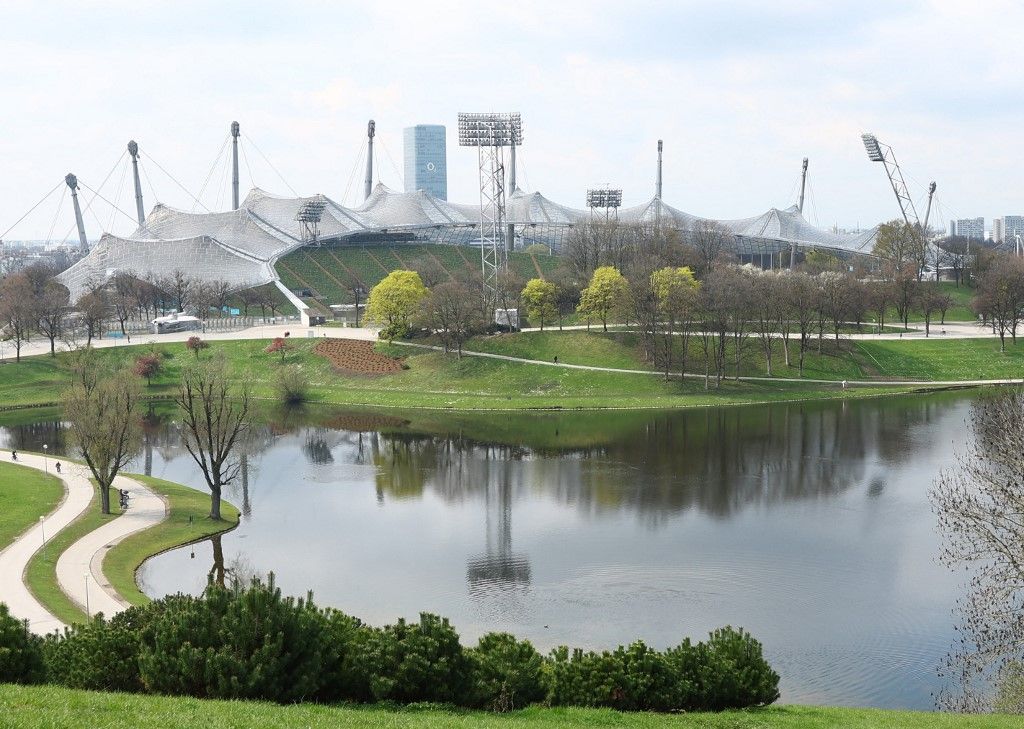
[[0, 392, 976, 710]]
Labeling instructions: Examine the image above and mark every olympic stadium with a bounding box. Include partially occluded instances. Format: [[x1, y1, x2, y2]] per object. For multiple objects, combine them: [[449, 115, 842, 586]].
[[57, 121, 879, 319]]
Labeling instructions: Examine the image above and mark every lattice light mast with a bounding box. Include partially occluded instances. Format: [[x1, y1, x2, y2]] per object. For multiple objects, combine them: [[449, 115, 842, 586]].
[[586, 188, 623, 221], [458, 112, 522, 300], [364, 120, 375, 201], [861, 133, 919, 227], [295, 197, 327, 246], [231, 121, 241, 211], [128, 141, 145, 226], [65, 173, 88, 254]]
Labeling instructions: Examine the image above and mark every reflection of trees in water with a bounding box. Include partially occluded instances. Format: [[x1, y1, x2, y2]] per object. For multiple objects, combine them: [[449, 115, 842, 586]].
[[1, 419, 69, 454], [933, 392, 1024, 712], [362, 398, 954, 520], [466, 457, 531, 604]]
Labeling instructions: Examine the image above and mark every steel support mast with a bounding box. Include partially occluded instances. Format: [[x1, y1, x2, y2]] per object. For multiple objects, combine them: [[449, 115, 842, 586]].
[[65, 173, 88, 253], [791, 157, 809, 270], [458, 113, 522, 303], [364, 120, 375, 201], [128, 140, 145, 226], [231, 121, 240, 210]]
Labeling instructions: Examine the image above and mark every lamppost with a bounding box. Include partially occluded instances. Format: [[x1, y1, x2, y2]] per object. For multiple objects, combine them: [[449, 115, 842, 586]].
[[42, 444, 48, 473], [83, 572, 90, 620], [39, 516, 46, 561]]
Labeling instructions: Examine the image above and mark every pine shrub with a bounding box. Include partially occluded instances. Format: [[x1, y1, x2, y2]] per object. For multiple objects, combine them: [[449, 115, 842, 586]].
[[466, 632, 545, 711], [42, 610, 145, 692], [136, 577, 329, 703], [687, 626, 780, 710], [0, 603, 45, 684]]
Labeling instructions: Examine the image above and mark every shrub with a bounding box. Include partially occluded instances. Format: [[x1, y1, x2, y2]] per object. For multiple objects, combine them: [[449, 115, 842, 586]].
[[316, 609, 373, 703], [136, 576, 329, 703], [186, 336, 209, 358], [467, 632, 546, 711], [351, 613, 471, 704], [42, 609, 145, 692], [0, 603, 45, 684], [545, 641, 690, 712], [265, 337, 290, 362], [684, 626, 780, 710], [132, 352, 163, 386], [275, 364, 310, 405]]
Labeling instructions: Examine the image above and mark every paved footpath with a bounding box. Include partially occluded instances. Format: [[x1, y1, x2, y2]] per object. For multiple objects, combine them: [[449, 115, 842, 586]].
[[0, 450, 165, 633], [0, 451, 91, 634], [55, 474, 166, 620]]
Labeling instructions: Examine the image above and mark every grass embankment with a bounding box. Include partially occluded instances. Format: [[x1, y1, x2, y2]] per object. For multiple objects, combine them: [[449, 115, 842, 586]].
[[103, 474, 239, 606], [23, 469, 237, 625], [1, 330, 1020, 412], [0, 686, 1018, 729], [0, 462, 63, 549]]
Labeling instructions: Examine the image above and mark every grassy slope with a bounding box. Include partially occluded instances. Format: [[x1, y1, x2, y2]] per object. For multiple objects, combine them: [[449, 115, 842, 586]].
[[1, 332, 1020, 413], [0, 462, 63, 549], [0, 686, 1019, 729], [103, 474, 239, 606]]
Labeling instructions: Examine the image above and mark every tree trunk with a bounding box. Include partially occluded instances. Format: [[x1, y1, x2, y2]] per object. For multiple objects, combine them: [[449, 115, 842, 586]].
[[210, 484, 222, 521], [100, 484, 111, 515]]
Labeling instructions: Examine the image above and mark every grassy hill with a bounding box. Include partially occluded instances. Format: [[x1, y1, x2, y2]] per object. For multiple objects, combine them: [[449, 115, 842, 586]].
[[275, 243, 560, 306], [0, 685, 1019, 728]]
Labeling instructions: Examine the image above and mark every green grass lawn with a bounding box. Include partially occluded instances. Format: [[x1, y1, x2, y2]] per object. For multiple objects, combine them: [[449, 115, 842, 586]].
[[103, 474, 239, 606], [0, 685, 1018, 728], [0, 461, 63, 550], [0, 332, 1019, 414]]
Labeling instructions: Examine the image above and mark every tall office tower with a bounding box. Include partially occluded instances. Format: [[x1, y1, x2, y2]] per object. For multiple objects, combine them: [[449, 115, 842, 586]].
[[993, 217, 1005, 244], [1003, 215, 1024, 243], [954, 217, 985, 240], [403, 125, 447, 200]]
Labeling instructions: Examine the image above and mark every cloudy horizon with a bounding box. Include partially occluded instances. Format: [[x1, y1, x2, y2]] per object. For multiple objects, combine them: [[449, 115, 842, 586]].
[[1, 0, 1020, 241]]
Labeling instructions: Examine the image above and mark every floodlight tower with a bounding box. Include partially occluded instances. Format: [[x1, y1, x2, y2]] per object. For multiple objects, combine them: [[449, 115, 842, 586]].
[[364, 120, 375, 201], [231, 121, 241, 211], [295, 197, 327, 246], [860, 133, 919, 227], [65, 174, 88, 253], [586, 188, 623, 221], [128, 141, 145, 226], [458, 112, 522, 300]]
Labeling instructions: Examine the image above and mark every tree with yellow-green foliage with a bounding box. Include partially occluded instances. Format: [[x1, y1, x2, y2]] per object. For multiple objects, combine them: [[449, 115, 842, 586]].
[[365, 270, 429, 341], [650, 266, 699, 378], [520, 278, 558, 331], [577, 266, 629, 332]]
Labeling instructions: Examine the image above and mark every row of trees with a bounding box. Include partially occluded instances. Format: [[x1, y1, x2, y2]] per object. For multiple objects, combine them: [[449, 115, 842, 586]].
[[0, 265, 281, 361]]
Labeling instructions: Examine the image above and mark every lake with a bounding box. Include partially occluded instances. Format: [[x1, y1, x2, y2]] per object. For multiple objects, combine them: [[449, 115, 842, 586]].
[[0, 392, 976, 709]]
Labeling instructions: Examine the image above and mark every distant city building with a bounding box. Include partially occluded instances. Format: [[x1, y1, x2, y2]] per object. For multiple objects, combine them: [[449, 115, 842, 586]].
[[951, 217, 985, 240], [403, 125, 447, 200], [993, 217, 1004, 243], [1004, 215, 1024, 244]]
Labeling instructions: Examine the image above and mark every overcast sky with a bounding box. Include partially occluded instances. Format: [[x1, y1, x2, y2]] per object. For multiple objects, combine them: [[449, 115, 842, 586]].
[[1, 0, 1020, 240]]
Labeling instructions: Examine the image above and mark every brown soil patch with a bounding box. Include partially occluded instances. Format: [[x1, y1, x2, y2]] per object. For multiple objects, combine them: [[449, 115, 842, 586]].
[[314, 338, 404, 375]]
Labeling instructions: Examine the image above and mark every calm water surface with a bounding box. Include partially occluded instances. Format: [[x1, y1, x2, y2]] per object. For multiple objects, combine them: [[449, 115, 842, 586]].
[[0, 393, 975, 709]]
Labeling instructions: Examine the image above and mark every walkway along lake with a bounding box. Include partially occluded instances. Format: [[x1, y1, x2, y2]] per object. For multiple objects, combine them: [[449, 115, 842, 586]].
[[0, 391, 980, 709]]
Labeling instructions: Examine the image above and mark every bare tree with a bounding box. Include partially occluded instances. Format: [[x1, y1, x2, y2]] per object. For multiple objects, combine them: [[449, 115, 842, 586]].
[[176, 357, 251, 520], [932, 393, 1024, 711], [418, 281, 483, 357], [36, 278, 70, 356], [77, 286, 108, 346], [161, 269, 192, 312], [689, 221, 732, 277], [752, 272, 785, 376], [974, 256, 1024, 352], [63, 366, 142, 514], [0, 271, 36, 361], [918, 282, 947, 337], [786, 273, 818, 377]]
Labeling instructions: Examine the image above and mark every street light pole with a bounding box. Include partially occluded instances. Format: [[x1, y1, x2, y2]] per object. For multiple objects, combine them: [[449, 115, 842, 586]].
[[42, 444, 48, 474], [83, 572, 90, 620], [39, 516, 46, 561]]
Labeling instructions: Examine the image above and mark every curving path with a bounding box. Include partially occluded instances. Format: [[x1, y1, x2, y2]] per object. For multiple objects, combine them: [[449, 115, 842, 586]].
[[55, 474, 166, 619], [0, 450, 165, 633]]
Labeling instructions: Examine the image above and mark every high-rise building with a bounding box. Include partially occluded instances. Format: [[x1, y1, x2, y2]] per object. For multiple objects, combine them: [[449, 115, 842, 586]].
[[1003, 215, 1024, 244], [403, 125, 447, 200], [993, 217, 1005, 243], [952, 217, 985, 240]]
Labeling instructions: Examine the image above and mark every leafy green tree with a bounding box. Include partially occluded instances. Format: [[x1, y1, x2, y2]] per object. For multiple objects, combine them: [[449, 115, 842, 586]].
[[650, 266, 699, 377], [577, 266, 629, 331], [520, 278, 558, 331], [365, 270, 429, 341]]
